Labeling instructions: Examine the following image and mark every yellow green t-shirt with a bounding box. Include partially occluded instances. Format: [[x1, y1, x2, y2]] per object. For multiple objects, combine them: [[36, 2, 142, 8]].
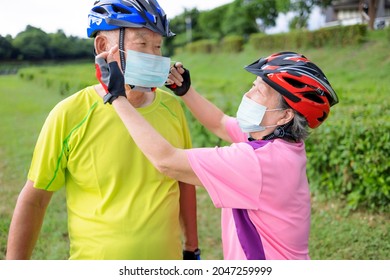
[[28, 86, 192, 259]]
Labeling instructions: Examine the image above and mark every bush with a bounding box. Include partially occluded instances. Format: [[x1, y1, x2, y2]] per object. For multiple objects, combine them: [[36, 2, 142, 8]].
[[185, 39, 218, 54], [314, 24, 367, 46], [248, 24, 368, 50], [248, 33, 289, 50], [221, 35, 244, 53], [185, 25, 368, 54], [306, 99, 390, 212]]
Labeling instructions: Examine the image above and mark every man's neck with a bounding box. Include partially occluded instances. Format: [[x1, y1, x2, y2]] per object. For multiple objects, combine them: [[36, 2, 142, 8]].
[[127, 89, 155, 108]]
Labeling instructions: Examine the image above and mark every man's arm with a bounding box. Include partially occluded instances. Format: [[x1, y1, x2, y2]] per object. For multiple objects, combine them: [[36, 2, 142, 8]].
[[6, 180, 53, 259], [179, 181, 199, 253]]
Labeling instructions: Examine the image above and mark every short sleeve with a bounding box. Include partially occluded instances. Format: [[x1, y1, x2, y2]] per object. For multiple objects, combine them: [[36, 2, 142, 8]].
[[28, 104, 68, 191], [186, 143, 262, 209], [225, 116, 247, 143]]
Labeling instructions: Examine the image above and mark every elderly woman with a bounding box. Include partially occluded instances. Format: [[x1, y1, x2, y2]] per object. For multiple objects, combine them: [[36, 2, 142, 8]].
[[96, 50, 338, 260]]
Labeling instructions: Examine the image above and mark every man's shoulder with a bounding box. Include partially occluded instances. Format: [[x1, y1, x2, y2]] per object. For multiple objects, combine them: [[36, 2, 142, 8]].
[[156, 88, 184, 111], [49, 86, 98, 118], [55, 86, 97, 108], [157, 88, 178, 101]]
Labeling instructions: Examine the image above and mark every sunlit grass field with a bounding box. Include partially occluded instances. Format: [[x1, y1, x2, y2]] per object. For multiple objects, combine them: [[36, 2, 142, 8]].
[[0, 30, 389, 260]]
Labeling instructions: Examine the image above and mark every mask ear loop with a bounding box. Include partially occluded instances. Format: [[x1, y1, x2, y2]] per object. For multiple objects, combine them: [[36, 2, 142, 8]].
[[119, 28, 126, 73]]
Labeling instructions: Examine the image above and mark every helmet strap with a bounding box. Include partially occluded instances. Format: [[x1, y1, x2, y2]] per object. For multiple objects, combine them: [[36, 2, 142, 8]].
[[262, 121, 297, 142], [119, 28, 126, 72], [117, 27, 152, 93]]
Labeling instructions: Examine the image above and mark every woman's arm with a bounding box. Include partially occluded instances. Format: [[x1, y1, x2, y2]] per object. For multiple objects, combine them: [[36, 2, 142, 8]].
[[168, 65, 233, 143], [96, 46, 202, 186], [112, 96, 202, 186], [182, 87, 232, 142]]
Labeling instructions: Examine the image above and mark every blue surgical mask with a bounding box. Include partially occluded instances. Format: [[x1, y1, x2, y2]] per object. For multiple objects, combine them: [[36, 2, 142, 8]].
[[236, 95, 282, 133], [123, 49, 171, 88]]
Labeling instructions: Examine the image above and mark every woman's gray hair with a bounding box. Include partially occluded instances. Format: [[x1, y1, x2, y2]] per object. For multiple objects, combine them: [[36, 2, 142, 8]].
[[278, 95, 310, 142]]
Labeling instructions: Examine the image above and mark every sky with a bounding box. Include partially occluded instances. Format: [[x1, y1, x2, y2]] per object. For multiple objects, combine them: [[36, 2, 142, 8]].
[[1, 0, 324, 38], [1, 0, 234, 38]]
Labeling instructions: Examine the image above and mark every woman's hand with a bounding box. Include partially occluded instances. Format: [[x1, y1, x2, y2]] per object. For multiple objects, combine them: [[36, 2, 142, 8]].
[[165, 62, 191, 96], [95, 45, 126, 104]]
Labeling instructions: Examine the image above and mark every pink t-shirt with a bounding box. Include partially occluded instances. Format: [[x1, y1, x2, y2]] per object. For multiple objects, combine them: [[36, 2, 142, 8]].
[[185, 117, 310, 260]]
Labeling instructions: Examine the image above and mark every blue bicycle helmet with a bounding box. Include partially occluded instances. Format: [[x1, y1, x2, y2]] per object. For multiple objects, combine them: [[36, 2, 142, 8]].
[[87, 0, 175, 38]]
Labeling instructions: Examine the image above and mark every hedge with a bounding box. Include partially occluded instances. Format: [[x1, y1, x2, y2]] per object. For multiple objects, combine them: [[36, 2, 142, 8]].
[[306, 109, 390, 212], [248, 24, 367, 50], [183, 24, 368, 54]]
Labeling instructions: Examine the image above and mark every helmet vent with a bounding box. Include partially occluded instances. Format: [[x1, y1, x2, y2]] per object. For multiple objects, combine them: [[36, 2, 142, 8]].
[[302, 92, 326, 104], [317, 112, 328, 123], [93, 7, 109, 15], [112, 4, 132, 14], [284, 77, 306, 88]]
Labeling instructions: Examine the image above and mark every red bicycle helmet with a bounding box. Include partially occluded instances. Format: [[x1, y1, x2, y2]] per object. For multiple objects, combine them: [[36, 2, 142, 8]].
[[245, 51, 338, 128]]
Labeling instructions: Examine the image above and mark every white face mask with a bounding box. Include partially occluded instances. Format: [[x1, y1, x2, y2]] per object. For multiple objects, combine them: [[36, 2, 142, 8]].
[[236, 95, 282, 133], [123, 49, 171, 88]]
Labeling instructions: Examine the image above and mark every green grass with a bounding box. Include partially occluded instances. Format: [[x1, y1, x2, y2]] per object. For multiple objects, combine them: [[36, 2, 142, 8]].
[[0, 29, 389, 260], [310, 197, 389, 259], [0, 74, 70, 259]]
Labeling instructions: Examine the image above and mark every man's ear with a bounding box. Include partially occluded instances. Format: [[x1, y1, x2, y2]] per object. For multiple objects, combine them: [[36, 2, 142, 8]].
[[277, 108, 295, 126], [94, 34, 109, 55]]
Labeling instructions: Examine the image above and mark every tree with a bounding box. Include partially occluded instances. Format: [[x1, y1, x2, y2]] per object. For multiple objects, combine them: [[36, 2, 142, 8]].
[[66, 35, 94, 59], [286, 1, 380, 31], [277, 0, 333, 30], [360, 0, 379, 30], [48, 30, 71, 59], [13, 25, 50, 60], [198, 5, 230, 40], [289, 1, 312, 29], [368, 0, 379, 30], [170, 0, 281, 44], [166, 8, 202, 54], [245, 0, 280, 29], [222, 1, 260, 36], [0, 35, 14, 60]]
